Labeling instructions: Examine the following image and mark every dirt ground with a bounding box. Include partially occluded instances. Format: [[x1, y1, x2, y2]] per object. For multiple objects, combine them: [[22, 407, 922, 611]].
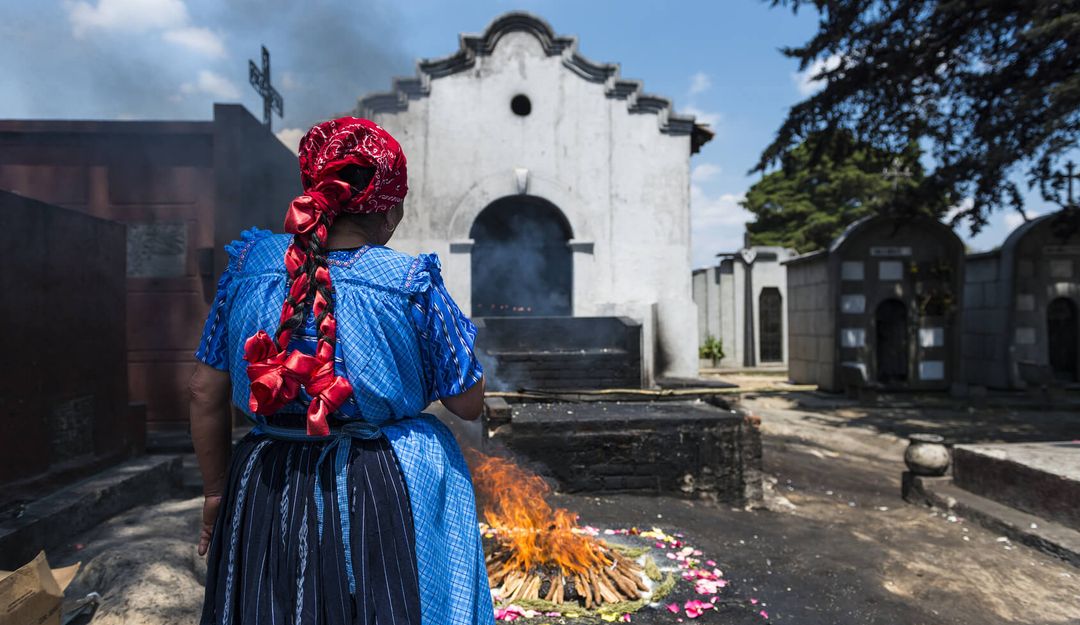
[[51, 390, 1080, 625]]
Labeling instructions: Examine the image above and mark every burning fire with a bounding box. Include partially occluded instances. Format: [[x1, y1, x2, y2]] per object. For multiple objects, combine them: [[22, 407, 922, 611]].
[[468, 451, 650, 608], [470, 452, 610, 575]]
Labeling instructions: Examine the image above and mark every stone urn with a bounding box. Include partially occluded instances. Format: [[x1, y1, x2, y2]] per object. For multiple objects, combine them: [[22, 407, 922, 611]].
[[904, 433, 950, 476]]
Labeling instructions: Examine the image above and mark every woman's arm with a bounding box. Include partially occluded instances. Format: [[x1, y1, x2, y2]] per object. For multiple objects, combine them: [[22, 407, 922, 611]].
[[441, 375, 486, 421], [188, 362, 232, 555]]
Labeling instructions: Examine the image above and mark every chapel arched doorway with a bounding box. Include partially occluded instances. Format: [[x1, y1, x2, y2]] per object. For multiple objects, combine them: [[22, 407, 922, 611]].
[[875, 299, 909, 383], [1048, 297, 1078, 382], [470, 195, 572, 317]]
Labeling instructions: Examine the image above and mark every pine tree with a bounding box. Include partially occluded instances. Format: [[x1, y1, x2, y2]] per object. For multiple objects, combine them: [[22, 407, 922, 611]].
[[759, 0, 1080, 232]]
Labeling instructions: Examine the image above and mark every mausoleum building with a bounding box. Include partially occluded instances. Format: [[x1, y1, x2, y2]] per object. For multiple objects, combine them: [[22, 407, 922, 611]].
[[784, 215, 965, 392], [0, 105, 299, 428], [963, 209, 1080, 388]]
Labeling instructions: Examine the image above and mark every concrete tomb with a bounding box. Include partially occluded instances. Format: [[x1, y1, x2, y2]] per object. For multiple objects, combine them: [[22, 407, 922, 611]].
[[0, 105, 300, 428], [0, 191, 133, 486], [784, 215, 965, 392], [963, 209, 1080, 389], [693, 245, 795, 369], [487, 400, 763, 505]]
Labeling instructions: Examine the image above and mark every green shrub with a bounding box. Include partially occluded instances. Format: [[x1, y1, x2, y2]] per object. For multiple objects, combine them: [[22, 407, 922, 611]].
[[699, 334, 724, 366]]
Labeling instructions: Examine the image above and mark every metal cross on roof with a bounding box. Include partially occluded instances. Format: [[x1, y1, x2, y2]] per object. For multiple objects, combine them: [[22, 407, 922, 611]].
[[1060, 161, 1079, 208], [249, 45, 283, 130], [883, 157, 913, 192]]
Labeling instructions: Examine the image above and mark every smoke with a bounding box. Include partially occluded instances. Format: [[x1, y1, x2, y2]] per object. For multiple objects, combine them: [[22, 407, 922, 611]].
[[470, 197, 573, 317], [0, 0, 412, 134]]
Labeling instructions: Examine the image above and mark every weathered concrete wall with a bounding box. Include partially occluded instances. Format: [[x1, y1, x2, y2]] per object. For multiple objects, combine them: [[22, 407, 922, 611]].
[[362, 17, 705, 380], [786, 253, 835, 389], [0, 191, 131, 485], [494, 401, 762, 505], [961, 253, 1010, 388], [692, 268, 717, 346]]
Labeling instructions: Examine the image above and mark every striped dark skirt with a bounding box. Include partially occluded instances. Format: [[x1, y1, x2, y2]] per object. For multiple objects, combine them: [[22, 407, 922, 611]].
[[200, 416, 422, 625]]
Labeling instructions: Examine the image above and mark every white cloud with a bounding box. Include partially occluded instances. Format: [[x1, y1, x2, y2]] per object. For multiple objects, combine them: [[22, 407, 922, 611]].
[[1003, 209, 1040, 231], [66, 0, 189, 36], [691, 184, 753, 267], [792, 54, 842, 97], [943, 197, 973, 224], [280, 72, 301, 91], [683, 105, 721, 128], [179, 70, 240, 100], [275, 127, 306, 153], [691, 163, 721, 183], [163, 26, 226, 58], [689, 71, 711, 96]]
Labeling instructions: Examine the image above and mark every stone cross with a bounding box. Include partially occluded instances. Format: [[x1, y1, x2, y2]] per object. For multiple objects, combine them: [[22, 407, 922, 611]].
[[249, 45, 283, 129]]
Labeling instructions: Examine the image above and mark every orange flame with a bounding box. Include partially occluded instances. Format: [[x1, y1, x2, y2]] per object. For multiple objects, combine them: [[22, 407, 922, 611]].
[[468, 451, 610, 575]]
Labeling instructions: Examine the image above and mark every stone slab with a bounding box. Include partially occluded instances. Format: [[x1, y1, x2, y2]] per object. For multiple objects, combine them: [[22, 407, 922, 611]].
[[903, 472, 1080, 567], [492, 401, 762, 504], [0, 454, 183, 570], [952, 441, 1080, 530]]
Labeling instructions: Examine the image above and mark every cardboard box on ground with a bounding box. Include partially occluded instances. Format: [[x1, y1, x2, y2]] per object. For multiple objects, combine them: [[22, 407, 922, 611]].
[[0, 551, 79, 625]]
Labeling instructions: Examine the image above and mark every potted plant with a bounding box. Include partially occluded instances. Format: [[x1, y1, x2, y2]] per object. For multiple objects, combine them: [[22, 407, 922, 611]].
[[699, 335, 725, 368]]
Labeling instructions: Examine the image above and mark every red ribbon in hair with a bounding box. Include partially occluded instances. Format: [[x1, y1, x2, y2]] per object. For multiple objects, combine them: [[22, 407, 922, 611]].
[[243, 331, 319, 416], [284, 179, 353, 236], [304, 361, 354, 437]]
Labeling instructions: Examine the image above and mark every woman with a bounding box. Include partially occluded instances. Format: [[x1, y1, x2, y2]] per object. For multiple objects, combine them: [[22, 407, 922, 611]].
[[189, 117, 494, 625]]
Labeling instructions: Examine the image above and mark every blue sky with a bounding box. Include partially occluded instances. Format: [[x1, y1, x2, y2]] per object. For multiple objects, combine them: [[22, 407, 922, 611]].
[[1, 0, 1057, 265]]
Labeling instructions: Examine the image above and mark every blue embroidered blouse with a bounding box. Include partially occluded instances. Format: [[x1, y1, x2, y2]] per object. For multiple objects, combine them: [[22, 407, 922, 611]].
[[194, 228, 493, 625]]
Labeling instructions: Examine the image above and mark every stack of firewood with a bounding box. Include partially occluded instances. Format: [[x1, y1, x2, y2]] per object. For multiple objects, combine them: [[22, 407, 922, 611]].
[[486, 545, 649, 608]]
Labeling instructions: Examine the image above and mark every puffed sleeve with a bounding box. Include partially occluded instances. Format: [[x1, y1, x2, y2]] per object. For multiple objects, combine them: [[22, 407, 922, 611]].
[[408, 254, 484, 401], [193, 227, 271, 370], [194, 266, 233, 371]]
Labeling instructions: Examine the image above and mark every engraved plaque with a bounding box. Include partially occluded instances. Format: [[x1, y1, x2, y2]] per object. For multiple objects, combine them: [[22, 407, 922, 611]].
[[127, 222, 187, 278], [870, 246, 912, 257], [50, 395, 95, 458]]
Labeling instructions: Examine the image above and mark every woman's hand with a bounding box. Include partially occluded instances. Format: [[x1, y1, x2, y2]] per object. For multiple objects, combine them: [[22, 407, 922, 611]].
[[198, 495, 222, 556]]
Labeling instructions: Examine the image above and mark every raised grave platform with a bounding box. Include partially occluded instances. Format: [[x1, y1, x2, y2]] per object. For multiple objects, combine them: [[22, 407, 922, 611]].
[[952, 441, 1080, 530], [488, 400, 762, 505], [474, 316, 641, 390], [903, 440, 1080, 565]]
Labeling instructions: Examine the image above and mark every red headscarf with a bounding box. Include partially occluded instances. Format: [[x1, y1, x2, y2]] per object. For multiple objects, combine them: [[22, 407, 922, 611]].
[[243, 117, 409, 436], [285, 117, 409, 235]]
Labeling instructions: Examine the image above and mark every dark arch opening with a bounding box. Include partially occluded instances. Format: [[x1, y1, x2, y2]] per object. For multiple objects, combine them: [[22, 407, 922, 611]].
[[759, 287, 783, 362], [1048, 297, 1078, 382], [470, 195, 572, 317], [875, 299, 908, 383]]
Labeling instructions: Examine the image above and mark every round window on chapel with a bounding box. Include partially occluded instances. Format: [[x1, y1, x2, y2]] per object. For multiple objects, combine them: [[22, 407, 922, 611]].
[[511, 94, 532, 117]]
